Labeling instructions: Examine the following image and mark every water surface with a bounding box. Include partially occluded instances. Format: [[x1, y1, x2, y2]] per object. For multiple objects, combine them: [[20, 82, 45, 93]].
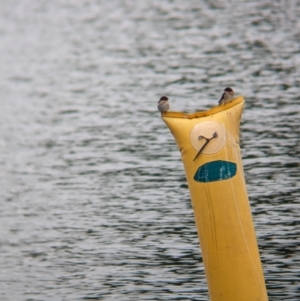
[[0, 1, 299, 300]]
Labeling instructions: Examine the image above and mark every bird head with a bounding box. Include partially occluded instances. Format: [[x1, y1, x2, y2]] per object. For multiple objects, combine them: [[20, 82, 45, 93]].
[[224, 87, 233, 93], [159, 96, 169, 102]]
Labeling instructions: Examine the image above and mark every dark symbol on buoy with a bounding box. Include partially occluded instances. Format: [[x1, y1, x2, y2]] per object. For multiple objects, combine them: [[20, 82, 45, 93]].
[[193, 132, 218, 161]]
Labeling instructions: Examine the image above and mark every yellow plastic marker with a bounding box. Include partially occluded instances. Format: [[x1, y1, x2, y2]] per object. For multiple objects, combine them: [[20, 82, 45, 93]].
[[162, 96, 268, 301]]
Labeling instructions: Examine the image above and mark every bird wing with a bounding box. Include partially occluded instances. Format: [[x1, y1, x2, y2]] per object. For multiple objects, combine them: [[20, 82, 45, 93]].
[[218, 92, 225, 104]]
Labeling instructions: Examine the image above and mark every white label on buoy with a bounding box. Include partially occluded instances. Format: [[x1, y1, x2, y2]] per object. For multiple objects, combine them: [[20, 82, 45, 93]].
[[190, 121, 226, 155]]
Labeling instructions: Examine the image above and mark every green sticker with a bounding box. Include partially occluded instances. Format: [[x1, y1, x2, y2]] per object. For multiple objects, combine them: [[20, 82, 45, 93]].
[[194, 160, 237, 183]]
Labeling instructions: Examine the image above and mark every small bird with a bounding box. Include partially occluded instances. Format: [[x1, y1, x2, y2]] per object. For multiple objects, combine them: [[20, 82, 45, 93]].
[[157, 96, 170, 113], [218, 87, 235, 105]]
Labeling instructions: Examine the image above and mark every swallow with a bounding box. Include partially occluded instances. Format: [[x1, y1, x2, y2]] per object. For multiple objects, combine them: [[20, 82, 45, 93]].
[[157, 96, 170, 113], [218, 87, 234, 105]]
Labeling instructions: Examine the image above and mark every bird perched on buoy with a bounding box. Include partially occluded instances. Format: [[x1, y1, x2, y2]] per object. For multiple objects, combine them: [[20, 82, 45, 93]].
[[157, 96, 170, 113], [218, 87, 234, 105]]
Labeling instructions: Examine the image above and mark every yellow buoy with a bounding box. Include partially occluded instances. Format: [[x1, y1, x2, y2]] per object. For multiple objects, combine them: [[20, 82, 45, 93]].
[[162, 96, 268, 301]]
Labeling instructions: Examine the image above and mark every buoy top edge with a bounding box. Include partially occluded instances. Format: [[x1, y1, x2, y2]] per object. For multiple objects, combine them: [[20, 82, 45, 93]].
[[161, 96, 245, 119]]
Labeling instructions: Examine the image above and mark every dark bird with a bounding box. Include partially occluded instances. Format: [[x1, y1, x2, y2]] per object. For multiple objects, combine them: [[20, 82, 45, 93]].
[[157, 96, 170, 113], [218, 87, 234, 105]]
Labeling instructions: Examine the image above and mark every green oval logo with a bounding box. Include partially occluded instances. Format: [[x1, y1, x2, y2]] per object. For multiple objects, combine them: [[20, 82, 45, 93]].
[[194, 160, 237, 183]]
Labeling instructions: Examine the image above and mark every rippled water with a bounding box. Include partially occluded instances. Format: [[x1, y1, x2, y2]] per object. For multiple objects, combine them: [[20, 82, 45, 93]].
[[0, 1, 299, 300]]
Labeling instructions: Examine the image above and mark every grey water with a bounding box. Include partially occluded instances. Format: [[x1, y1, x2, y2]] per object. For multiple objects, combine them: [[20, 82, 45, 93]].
[[0, 1, 299, 300]]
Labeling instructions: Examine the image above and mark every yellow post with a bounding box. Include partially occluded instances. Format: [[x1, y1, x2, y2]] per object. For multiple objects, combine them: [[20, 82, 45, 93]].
[[162, 96, 268, 301]]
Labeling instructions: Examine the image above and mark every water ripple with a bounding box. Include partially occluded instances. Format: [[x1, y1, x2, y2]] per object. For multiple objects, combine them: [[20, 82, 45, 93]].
[[0, 0, 299, 300]]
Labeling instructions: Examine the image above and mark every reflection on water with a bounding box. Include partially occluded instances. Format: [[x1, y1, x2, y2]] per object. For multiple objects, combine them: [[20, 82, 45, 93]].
[[0, 0, 299, 300]]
